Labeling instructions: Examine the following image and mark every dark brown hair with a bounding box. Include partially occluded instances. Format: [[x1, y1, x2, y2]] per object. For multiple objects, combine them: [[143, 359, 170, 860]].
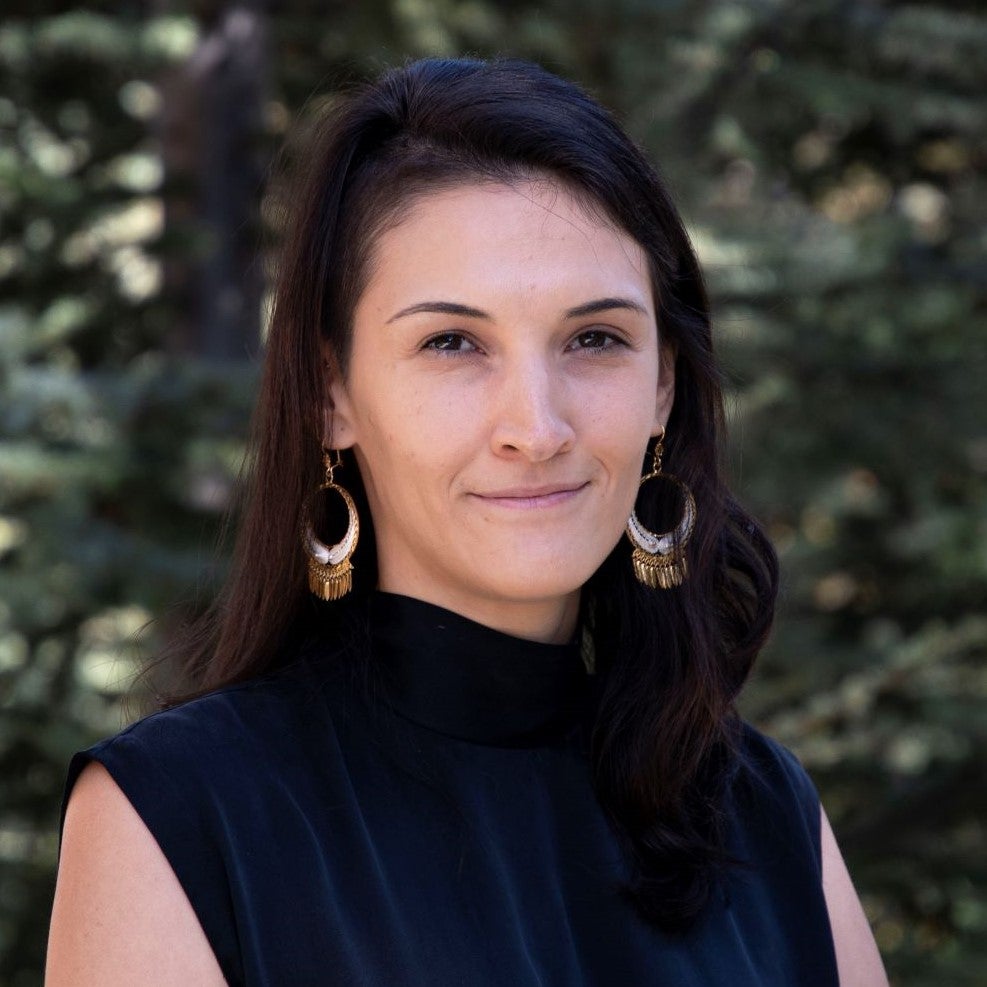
[[161, 57, 778, 930]]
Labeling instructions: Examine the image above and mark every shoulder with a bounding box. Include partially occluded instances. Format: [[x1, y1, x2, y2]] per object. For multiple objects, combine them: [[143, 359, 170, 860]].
[[51, 649, 356, 985], [59, 647, 359, 891], [730, 724, 889, 985], [47, 761, 226, 985], [731, 721, 824, 866], [738, 721, 819, 804], [737, 719, 816, 788], [65, 649, 351, 808], [125, 651, 340, 742]]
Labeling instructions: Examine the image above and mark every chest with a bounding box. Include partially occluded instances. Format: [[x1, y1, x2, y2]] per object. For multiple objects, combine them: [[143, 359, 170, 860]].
[[216, 731, 837, 987]]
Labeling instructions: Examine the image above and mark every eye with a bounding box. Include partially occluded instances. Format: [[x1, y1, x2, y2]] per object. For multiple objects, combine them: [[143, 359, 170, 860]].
[[567, 328, 624, 352], [422, 332, 479, 353]]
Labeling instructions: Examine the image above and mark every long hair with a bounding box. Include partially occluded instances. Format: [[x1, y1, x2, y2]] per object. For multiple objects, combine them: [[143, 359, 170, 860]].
[[159, 57, 778, 930]]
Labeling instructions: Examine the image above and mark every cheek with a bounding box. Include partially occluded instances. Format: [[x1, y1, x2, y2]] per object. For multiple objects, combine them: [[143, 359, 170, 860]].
[[358, 379, 473, 483], [584, 390, 657, 512], [583, 373, 659, 450]]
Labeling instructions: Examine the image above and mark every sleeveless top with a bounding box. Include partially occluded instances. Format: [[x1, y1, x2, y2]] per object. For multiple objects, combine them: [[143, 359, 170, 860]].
[[61, 592, 839, 986]]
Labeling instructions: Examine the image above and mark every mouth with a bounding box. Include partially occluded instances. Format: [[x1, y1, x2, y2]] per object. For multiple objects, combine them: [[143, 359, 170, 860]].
[[470, 481, 590, 509]]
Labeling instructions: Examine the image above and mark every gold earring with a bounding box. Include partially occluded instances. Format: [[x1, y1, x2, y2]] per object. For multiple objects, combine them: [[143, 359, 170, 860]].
[[302, 448, 360, 600], [625, 428, 696, 589]]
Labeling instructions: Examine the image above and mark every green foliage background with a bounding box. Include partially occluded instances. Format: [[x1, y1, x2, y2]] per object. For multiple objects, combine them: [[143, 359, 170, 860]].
[[1, 1, 984, 983]]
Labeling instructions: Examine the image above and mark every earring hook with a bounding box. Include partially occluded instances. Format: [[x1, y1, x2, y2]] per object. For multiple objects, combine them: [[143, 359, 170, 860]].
[[650, 427, 665, 476], [322, 446, 343, 485]]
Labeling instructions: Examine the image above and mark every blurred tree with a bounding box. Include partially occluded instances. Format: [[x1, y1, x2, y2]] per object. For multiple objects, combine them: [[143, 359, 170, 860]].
[[0, 4, 262, 979], [1, 1, 983, 983]]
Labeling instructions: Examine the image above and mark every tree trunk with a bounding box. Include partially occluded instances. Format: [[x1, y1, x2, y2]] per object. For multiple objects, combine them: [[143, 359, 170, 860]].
[[158, 0, 269, 362]]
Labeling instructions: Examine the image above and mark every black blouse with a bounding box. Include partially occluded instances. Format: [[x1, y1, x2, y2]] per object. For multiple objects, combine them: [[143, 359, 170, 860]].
[[62, 592, 839, 986]]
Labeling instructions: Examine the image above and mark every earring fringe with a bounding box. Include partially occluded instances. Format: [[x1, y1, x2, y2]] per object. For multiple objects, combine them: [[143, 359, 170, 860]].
[[630, 547, 689, 589], [306, 558, 354, 601]]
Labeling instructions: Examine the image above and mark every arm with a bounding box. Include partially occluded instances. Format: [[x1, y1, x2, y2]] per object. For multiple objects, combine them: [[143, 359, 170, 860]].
[[45, 761, 227, 986], [820, 805, 889, 987]]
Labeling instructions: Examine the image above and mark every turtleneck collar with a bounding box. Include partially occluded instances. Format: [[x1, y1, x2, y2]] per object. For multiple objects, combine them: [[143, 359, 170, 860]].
[[366, 591, 593, 748]]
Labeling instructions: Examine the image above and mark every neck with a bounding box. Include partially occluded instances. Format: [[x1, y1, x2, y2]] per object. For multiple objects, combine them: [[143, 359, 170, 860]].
[[373, 580, 581, 645], [361, 591, 592, 748]]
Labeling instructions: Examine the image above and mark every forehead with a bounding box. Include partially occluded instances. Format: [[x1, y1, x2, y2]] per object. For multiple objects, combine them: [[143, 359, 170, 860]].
[[355, 179, 654, 316]]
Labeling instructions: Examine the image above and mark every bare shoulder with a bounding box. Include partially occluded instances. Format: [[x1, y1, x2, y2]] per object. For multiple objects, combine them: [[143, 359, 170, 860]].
[[820, 805, 889, 987], [45, 760, 226, 986]]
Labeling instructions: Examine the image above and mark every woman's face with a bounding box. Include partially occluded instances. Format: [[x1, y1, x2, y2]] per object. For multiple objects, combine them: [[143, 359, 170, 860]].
[[328, 179, 674, 642]]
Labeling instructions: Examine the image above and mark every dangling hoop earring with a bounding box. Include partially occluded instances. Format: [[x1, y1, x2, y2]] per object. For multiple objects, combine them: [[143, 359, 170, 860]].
[[302, 448, 360, 600], [625, 428, 696, 589]]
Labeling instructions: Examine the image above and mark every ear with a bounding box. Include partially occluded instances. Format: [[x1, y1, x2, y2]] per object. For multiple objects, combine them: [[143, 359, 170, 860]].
[[320, 351, 358, 450], [652, 340, 677, 435]]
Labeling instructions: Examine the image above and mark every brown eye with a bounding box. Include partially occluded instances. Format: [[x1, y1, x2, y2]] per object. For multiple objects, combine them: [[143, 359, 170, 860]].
[[569, 329, 621, 352], [423, 332, 478, 353]]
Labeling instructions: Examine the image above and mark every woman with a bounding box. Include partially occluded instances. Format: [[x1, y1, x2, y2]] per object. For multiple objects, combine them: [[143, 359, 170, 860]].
[[46, 58, 887, 985]]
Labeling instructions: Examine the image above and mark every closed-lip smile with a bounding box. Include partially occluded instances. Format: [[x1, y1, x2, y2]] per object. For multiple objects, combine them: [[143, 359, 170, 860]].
[[471, 482, 590, 508]]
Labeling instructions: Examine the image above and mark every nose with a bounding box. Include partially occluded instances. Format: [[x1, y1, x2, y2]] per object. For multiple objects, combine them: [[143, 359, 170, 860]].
[[490, 360, 576, 462]]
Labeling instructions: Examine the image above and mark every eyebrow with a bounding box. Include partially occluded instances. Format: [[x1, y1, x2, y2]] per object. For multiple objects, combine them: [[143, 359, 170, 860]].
[[387, 301, 490, 323], [386, 296, 650, 324], [565, 296, 650, 319]]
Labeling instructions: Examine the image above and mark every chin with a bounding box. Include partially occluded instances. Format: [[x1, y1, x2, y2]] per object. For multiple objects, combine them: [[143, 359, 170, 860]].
[[468, 554, 605, 605]]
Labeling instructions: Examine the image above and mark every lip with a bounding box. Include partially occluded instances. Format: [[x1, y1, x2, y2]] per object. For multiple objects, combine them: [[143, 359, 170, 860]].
[[470, 481, 590, 508]]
